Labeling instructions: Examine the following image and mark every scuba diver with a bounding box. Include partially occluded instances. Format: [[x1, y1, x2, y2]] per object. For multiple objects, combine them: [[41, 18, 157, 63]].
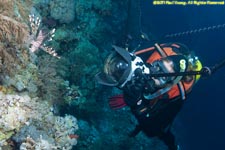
[[95, 42, 221, 150]]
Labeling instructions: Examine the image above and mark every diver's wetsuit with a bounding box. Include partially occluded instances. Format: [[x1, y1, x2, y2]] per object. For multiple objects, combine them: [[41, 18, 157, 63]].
[[95, 43, 199, 150], [123, 86, 183, 150], [120, 43, 195, 150]]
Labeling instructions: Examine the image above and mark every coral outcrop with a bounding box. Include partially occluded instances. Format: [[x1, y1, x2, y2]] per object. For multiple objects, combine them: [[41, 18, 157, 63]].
[[0, 0, 166, 149], [50, 0, 75, 24], [0, 0, 31, 44], [0, 92, 78, 149], [0, 1, 79, 149]]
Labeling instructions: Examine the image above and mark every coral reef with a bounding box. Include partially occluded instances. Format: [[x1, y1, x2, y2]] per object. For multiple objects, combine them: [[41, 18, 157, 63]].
[[36, 55, 66, 103], [0, 0, 31, 44], [0, 1, 79, 149], [0, 92, 78, 149], [50, 0, 75, 24], [20, 136, 58, 150], [0, 0, 167, 149], [0, 0, 39, 94], [0, 13, 29, 44]]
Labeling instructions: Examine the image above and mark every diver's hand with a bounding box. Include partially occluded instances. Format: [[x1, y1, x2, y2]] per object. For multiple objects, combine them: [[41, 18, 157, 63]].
[[124, 68, 156, 96], [143, 79, 157, 94]]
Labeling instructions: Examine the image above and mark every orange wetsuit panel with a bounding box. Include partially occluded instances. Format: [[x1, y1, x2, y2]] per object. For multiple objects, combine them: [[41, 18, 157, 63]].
[[183, 79, 195, 93], [167, 85, 180, 99], [147, 47, 177, 63], [140, 45, 195, 100]]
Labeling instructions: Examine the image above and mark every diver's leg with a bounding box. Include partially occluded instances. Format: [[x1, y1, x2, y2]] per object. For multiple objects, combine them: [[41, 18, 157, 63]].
[[128, 125, 142, 137], [158, 130, 178, 150]]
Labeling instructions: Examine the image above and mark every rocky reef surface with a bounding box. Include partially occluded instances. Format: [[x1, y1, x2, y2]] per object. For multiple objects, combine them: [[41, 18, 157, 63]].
[[0, 0, 166, 149]]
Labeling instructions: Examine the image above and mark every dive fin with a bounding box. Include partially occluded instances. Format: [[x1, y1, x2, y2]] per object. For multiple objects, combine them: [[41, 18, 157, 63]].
[[108, 94, 127, 110]]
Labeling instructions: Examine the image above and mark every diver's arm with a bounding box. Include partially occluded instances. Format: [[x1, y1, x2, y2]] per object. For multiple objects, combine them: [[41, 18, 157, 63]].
[[121, 68, 155, 106]]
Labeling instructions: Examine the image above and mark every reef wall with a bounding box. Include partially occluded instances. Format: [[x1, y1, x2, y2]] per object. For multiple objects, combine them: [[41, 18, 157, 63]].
[[0, 0, 78, 149], [0, 0, 166, 149]]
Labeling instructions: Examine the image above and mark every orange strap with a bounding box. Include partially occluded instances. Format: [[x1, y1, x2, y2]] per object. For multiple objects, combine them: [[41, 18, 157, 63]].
[[134, 43, 180, 55], [134, 47, 155, 55], [147, 47, 177, 63]]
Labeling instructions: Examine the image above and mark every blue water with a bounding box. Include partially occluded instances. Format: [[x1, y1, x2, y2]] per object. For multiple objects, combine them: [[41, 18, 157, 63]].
[[141, 1, 225, 150]]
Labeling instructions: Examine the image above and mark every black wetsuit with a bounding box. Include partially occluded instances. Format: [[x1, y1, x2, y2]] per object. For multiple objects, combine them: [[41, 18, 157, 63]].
[[123, 83, 183, 150]]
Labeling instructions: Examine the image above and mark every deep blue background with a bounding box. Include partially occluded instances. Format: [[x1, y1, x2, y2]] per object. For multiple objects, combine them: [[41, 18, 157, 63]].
[[141, 1, 225, 150]]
